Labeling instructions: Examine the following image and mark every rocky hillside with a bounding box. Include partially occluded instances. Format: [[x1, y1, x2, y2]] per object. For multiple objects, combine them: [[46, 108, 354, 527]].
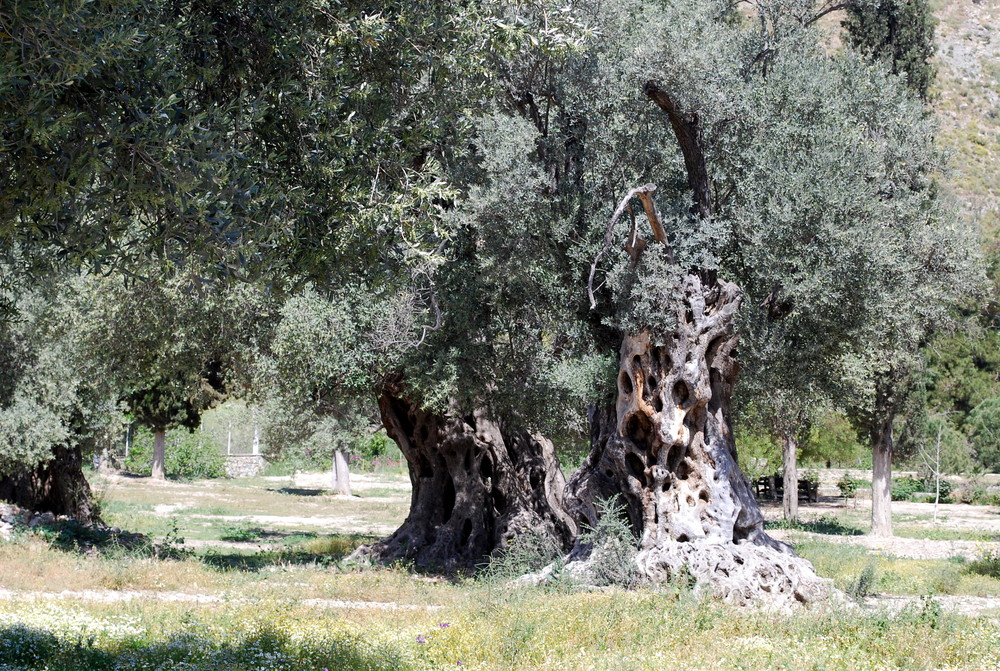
[[934, 0, 1000, 241]]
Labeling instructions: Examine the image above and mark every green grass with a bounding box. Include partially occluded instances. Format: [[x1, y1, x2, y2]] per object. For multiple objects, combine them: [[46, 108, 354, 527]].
[[0, 587, 996, 671], [794, 540, 1000, 597], [5, 470, 1000, 669]]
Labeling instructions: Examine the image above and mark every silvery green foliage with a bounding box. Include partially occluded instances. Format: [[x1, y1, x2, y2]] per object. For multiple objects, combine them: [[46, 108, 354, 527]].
[[254, 286, 382, 462], [576, 496, 639, 588], [75, 272, 275, 435], [0, 278, 122, 475]]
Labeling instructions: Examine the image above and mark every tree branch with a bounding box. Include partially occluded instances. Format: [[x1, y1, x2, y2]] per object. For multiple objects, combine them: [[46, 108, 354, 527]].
[[643, 81, 712, 219], [587, 184, 676, 309]]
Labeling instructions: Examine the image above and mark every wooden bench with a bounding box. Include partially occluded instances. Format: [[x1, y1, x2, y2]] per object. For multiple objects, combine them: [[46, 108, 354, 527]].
[[754, 475, 818, 503]]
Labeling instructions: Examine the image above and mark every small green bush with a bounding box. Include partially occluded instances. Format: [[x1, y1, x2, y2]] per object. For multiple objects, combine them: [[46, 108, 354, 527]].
[[966, 546, 1000, 579], [847, 562, 880, 599], [578, 496, 639, 588], [891, 476, 924, 501], [479, 527, 564, 584], [837, 471, 868, 498]]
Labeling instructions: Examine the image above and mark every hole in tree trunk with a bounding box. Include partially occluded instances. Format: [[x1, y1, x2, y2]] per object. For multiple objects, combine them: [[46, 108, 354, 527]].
[[699, 489, 710, 502], [491, 487, 507, 515], [632, 354, 642, 369], [626, 414, 651, 444], [460, 518, 472, 546], [419, 423, 430, 444], [673, 380, 689, 405], [677, 534, 689, 543], [464, 450, 472, 472], [481, 454, 493, 484], [625, 452, 645, 482], [648, 376, 658, 390], [619, 371, 633, 395], [653, 394, 664, 412], [442, 475, 456, 523], [675, 457, 691, 481]]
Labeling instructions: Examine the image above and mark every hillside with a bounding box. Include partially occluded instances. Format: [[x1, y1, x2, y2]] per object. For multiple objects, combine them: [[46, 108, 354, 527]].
[[935, 0, 1000, 242]]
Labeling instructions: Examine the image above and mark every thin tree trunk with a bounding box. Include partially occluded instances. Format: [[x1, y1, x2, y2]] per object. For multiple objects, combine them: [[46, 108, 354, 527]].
[[870, 415, 893, 537], [333, 449, 351, 496], [152, 428, 166, 480], [0, 445, 98, 524], [355, 381, 575, 571], [782, 431, 798, 523]]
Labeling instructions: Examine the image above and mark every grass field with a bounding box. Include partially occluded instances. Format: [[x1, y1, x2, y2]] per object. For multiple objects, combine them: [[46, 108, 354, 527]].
[[1, 468, 999, 670]]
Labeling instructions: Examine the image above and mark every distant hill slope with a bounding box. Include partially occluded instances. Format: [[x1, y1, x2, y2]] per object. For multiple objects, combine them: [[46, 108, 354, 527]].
[[934, 0, 1000, 241]]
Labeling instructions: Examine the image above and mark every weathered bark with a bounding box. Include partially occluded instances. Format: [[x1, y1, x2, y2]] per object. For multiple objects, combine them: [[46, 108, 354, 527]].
[[0, 445, 98, 525], [151, 428, 166, 480], [870, 415, 894, 537], [332, 449, 351, 496], [565, 272, 829, 606], [355, 384, 575, 571], [781, 431, 798, 523]]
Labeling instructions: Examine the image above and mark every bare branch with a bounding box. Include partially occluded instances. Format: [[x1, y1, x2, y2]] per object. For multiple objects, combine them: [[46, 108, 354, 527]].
[[587, 183, 676, 309]]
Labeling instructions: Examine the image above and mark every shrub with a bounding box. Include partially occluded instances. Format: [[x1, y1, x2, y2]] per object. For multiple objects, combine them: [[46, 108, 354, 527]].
[[966, 545, 1000, 579], [577, 496, 639, 588], [847, 562, 880, 599], [837, 471, 868, 498], [891, 476, 924, 501], [479, 527, 564, 584]]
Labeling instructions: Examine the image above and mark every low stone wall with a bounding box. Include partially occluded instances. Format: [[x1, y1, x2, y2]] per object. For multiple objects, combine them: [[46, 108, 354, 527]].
[[225, 455, 268, 478]]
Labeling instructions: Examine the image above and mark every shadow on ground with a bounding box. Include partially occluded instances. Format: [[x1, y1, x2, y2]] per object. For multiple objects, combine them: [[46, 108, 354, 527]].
[[765, 515, 864, 536], [0, 623, 410, 671]]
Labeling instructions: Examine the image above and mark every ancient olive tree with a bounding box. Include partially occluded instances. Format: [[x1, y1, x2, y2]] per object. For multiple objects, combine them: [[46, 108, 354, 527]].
[[0, 277, 119, 523], [253, 287, 382, 496], [466, 0, 977, 602]]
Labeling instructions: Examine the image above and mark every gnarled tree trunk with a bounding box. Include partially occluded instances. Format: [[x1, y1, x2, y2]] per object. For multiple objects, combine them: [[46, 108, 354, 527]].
[[0, 445, 98, 525], [355, 382, 576, 571], [566, 272, 829, 606]]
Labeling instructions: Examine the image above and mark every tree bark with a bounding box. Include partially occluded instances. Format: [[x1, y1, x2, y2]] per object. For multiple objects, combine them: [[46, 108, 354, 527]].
[[565, 272, 829, 605], [355, 382, 575, 571], [151, 428, 166, 480], [0, 445, 98, 525], [332, 449, 351, 496], [870, 414, 894, 537], [782, 431, 798, 523]]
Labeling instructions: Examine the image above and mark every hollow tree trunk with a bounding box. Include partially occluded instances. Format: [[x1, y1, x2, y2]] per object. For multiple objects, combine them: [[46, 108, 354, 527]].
[[332, 449, 351, 496], [566, 272, 828, 606], [355, 383, 575, 571], [151, 428, 166, 480], [0, 445, 98, 525], [782, 431, 798, 523], [870, 415, 893, 537]]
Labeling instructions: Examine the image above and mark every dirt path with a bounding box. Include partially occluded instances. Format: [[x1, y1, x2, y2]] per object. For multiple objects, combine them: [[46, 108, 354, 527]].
[[0, 588, 442, 611]]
